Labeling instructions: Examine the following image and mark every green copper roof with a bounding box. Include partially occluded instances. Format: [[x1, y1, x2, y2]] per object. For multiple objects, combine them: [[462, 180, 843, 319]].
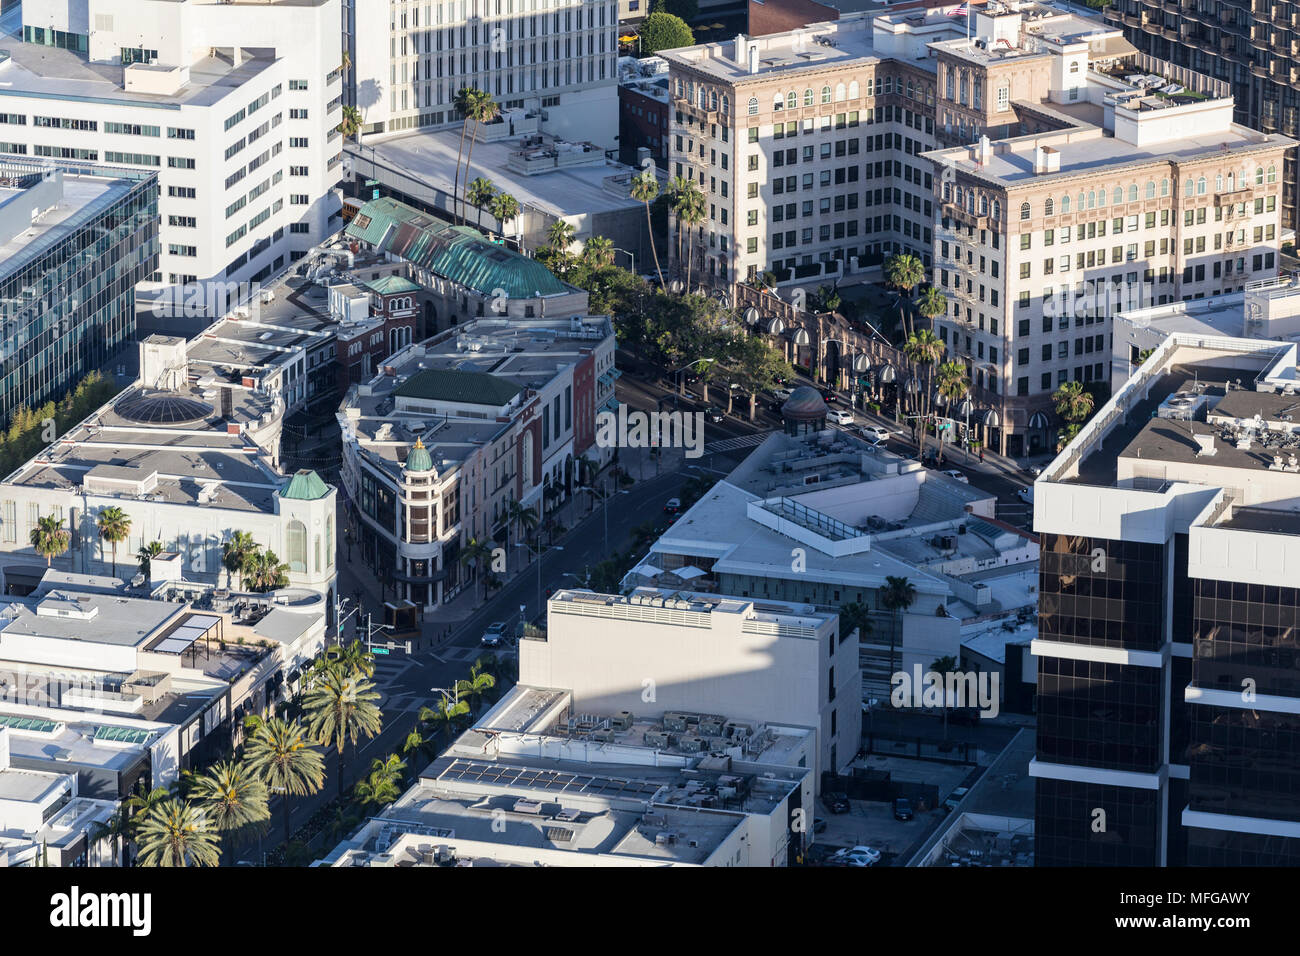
[[280, 469, 329, 500], [363, 274, 422, 295], [405, 437, 433, 472], [345, 197, 567, 298], [396, 368, 522, 407]]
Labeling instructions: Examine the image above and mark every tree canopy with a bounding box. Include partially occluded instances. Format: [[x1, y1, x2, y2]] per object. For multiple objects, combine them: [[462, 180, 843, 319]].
[[641, 11, 694, 54]]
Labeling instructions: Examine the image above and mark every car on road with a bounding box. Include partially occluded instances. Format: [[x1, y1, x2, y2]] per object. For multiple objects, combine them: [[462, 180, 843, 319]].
[[830, 409, 854, 426], [893, 797, 914, 821], [818, 387, 840, 404], [942, 787, 970, 813], [703, 404, 725, 423], [859, 425, 891, 444], [941, 469, 969, 484], [823, 791, 851, 815], [771, 387, 794, 402], [664, 497, 682, 515], [1018, 486, 1035, 504], [1024, 464, 1044, 477], [813, 818, 828, 835], [480, 621, 509, 648], [832, 845, 881, 867]]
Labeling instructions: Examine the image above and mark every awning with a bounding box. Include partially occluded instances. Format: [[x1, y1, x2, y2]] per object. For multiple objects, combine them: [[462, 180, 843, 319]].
[[671, 565, 707, 580], [602, 396, 620, 412], [629, 563, 663, 579], [1028, 410, 1052, 430], [1093, 35, 1139, 60]]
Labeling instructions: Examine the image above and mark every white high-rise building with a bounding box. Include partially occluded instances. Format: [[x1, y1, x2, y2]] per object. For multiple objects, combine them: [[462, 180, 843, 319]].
[[4, 0, 345, 294]]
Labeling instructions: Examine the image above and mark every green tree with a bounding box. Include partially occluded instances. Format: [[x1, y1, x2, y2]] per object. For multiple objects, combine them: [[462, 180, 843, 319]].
[[879, 576, 917, 678], [930, 654, 960, 739], [460, 536, 494, 598], [337, 104, 363, 142], [222, 531, 257, 590], [355, 754, 407, 807], [304, 665, 383, 799], [136, 540, 163, 579], [640, 10, 694, 54], [90, 802, 134, 867], [652, 0, 698, 20], [583, 235, 615, 269], [451, 86, 474, 225], [454, 659, 497, 714], [884, 253, 925, 338], [915, 286, 948, 331], [244, 717, 326, 845], [419, 696, 470, 746], [934, 361, 970, 465], [29, 514, 69, 568], [95, 505, 131, 577], [630, 171, 666, 287], [135, 799, 221, 868], [671, 176, 706, 291], [461, 89, 500, 226], [324, 639, 376, 679], [1052, 379, 1095, 423], [190, 759, 271, 837], [242, 547, 289, 592], [904, 329, 945, 456], [467, 176, 496, 230], [506, 500, 539, 547], [489, 191, 521, 242], [838, 601, 874, 643]]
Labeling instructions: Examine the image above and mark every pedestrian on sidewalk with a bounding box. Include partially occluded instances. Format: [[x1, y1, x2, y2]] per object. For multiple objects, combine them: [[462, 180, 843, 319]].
[[979, 447, 984, 463]]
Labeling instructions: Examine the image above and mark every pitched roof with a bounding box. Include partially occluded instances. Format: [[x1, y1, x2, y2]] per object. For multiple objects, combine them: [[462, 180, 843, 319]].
[[395, 368, 522, 407], [280, 469, 330, 500], [345, 197, 567, 298], [362, 274, 422, 295]]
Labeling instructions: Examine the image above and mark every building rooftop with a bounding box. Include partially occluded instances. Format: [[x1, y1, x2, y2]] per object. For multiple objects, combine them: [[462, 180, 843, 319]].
[[659, 13, 884, 82], [395, 368, 523, 407], [0, 591, 184, 649]]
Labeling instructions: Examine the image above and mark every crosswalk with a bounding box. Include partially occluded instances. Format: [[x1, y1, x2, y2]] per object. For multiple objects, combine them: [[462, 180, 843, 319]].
[[705, 431, 774, 455]]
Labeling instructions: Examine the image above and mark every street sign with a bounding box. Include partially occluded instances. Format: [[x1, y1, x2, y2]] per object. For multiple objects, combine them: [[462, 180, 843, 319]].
[[364, 179, 379, 186], [372, 647, 390, 655]]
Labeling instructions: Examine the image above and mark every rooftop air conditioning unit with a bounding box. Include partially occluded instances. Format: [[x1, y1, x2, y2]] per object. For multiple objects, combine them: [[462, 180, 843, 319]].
[[610, 711, 634, 731]]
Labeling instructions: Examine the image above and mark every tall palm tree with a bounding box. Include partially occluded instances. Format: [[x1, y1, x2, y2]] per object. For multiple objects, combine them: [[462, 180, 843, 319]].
[[879, 576, 917, 678], [136, 540, 163, 579], [506, 500, 539, 549], [337, 104, 363, 143], [135, 799, 221, 867], [884, 253, 925, 339], [454, 660, 497, 714], [419, 696, 470, 746], [546, 218, 576, 254], [904, 330, 945, 458], [95, 505, 131, 577], [90, 802, 134, 867], [451, 86, 474, 225], [324, 639, 376, 679], [672, 178, 706, 292], [29, 514, 69, 567], [303, 664, 383, 799], [459, 536, 494, 598], [584, 235, 615, 269], [467, 176, 496, 230], [190, 760, 271, 836], [931, 655, 960, 739], [355, 754, 407, 806], [402, 727, 436, 770], [244, 717, 326, 845], [1052, 380, 1094, 424], [838, 601, 874, 644], [915, 286, 948, 332], [630, 171, 665, 286], [222, 531, 257, 590], [934, 361, 970, 466], [242, 548, 289, 592], [489, 191, 521, 243], [461, 89, 500, 225]]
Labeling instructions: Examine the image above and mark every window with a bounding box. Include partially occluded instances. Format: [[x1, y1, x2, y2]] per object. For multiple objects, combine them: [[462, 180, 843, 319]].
[[286, 520, 307, 573], [1044, 198, 1054, 217], [747, 97, 758, 115]]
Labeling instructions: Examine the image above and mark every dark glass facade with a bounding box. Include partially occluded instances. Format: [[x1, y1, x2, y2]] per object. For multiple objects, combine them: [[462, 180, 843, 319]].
[[1035, 779, 1161, 866], [1188, 828, 1300, 866], [1192, 579, 1300, 697], [1189, 705, 1300, 822], [0, 162, 157, 427], [1039, 533, 1166, 651], [1037, 656, 1162, 772]]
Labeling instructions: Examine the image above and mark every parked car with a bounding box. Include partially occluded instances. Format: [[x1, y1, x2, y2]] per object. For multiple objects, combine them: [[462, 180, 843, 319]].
[[941, 469, 969, 484], [703, 404, 725, 423], [1018, 486, 1035, 504], [832, 845, 881, 867], [830, 409, 854, 426], [664, 497, 682, 515], [818, 387, 839, 404], [860, 425, 891, 444], [480, 621, 509, 648], [942, 787, 970, 814], [893, 797, 914, 821], [823, 791, 851, 815], [921, 451, 940, 468], [771, 387, 794, 402]]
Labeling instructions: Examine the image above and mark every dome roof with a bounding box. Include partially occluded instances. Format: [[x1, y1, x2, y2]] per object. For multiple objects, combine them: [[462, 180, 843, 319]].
[[116, 391, 213, 425], [405, 437, 433, 473], [782, 386, 827, 420]]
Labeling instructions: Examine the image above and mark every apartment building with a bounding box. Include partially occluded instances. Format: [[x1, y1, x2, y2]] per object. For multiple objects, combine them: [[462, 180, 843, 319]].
[[1106, 0, 1300, 230], [350, 0, 619, 147], [659, 12, 942, 285], [1032, 333, 1300, 865], [8, 0, 344, 294], [0, 159, 157, 429]]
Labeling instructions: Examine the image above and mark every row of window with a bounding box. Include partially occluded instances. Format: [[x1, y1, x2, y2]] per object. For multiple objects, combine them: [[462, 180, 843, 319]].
[[1014, 168, 1277, 219]]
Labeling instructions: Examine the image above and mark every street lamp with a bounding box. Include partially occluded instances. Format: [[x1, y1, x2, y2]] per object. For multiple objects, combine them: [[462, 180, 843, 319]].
[[589, 481, 631, 556], [612, 247, 635, 273], [516, 541, 563, 619], [672, 357, 715, 397]]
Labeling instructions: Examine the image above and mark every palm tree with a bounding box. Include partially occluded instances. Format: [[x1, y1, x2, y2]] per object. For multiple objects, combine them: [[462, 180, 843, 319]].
[[337, 104, 363, 143], [418, 696, 470, 746], [303, 664, 383, 799], [838, 601, 874, 643], [934, 361, 970, 466], [244, 717, 326, 845], [584, 235, 615, 269], [879, 576, 917, 678], [451, 86, 474, 225], [904, 329, 945, 457], [90, 802, 134, 867], [355, 754, 407, 806], [190, 760, 271, 836], [630, 171, 665, 286], [467, 176, 496, 230], [461, 89, 500, 225], [136, 540, 163, 579], [459, 536, 494, 598], [546, 218, 576, 255], [884, 253, 925, 338], [915, 286, 948, 332], [135, 799, 221, 867], [1053, 380, 1095, 424], [95, 506, 131, 577], [489, 191, 521, 243], [506, 500, 539, 549], [454, 660, 497, 714], [29, 514, 69, 567], [324, 639, 375, 679], [222, 531, 257, 590], [242, 548, 289, 592], [672, 178, 706, 291], [931, 655, 960, 739], [402, 727, 436, 770]]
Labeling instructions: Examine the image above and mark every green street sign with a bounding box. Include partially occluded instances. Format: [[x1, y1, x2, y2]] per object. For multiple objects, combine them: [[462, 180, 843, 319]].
[[372, 647, 390, 655]]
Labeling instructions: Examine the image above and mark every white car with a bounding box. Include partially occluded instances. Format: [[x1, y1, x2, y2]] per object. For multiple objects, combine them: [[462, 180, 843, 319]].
[[771, 387, 793, 402], [1018, 486, 1035, 504], [941, 469, 969, 484], [832, 845, 882, 867], [830, 409, 854, 426], [859, 425, 891, 444]]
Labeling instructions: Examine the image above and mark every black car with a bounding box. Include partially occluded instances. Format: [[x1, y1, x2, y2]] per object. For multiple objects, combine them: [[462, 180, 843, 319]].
[[703, 404, 725, 423], [893, 797, 914, 821], [823, 791, 851, 815]]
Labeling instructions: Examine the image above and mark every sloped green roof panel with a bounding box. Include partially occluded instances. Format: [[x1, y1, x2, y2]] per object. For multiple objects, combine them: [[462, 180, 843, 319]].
[[345, 197, 567, 298], [281, 469, 330, 500], [363, 275, 422, 295]]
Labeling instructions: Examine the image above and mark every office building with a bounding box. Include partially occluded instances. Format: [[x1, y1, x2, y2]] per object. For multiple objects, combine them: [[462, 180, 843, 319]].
[[0, 159, 157, 428], [1032, 332, 1300, 865], [8, 0, 345, 292]]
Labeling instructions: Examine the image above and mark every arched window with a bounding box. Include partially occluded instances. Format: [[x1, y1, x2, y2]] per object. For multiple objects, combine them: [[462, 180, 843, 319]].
[[943, 181, 952, 201], [675, 79, 683, 97], [992, 200, 1000, 220], [786, 91, 797, 110], [835, 82, 846, 101], [1196, 177, 1206, 195], [849, 80, 860, 99], [1146, 180, 1155, 198], [747, 96, 758, 115], [1184, 177, 1194, 197], [1068, 61, 1080, 73], [1044, 197, 1055, 216], [1020, 201, 1031, 220], [954, 186, 964, 208], [1215, 174, 1223, 192], [697, 88, 705, 108], [1112, 187, 1122, 204], [1061, 195, 1071, 213], [1077, 192, 1085, 210], [1268, 165, 1277, 183], [979, 195, 988, 216], [773, 93, 783, 111], [1098, 188, 1106, 207], [1160, 178, 1169, 196], [721, 95, 730, 114], [1087, 190, 1096, 209], [709, 91, 718, 111], [1227, 171, 1234, 190], [907, 80, 915, 98], [1256, 166, 1265, 185], [287, 519, 306, 574], [1128, 184, 1138, 201], [804, 88, 814, 107], [326, 515, 334, 569], [314, 535, 321, 573], [821, 85, 832, 104]]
